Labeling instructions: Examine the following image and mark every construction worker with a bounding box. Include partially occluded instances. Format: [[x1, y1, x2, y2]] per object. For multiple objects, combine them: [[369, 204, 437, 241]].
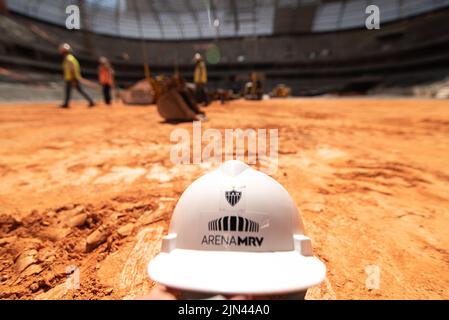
[[98, 57, 115, 105], [58, 43, 95, 108], [193, 53, 209, 106], [148, 160, 326, 299], [246, 71, 263, 100]]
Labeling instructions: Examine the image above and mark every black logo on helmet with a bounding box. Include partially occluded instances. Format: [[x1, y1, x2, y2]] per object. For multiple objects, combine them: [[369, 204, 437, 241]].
[[208, 215, 259, 232], [225, 190, 242, 206], [203, 215, 263, 247]]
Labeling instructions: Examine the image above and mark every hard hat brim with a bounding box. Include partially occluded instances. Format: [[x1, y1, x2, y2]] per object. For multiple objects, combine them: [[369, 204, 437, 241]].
[[148, 249, 326, 295]]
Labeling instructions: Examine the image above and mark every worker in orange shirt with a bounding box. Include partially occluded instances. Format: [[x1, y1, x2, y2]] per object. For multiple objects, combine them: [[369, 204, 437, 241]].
[[98, 57, 115, 105]]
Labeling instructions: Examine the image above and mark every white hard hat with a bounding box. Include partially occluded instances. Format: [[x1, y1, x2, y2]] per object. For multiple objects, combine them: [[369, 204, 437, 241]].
[[58, 43, 71, 53], [99, 56, 108, 64], [194, 53, 202, 61], [148, 160, 326, 295]]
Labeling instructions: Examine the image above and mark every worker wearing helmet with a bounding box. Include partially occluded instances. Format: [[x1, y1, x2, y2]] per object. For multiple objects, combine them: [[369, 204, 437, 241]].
[[147, 160, 326, 299], [98, 56, 115, 105], [59, 43, 95, 108], [193, 53, 209, 106]]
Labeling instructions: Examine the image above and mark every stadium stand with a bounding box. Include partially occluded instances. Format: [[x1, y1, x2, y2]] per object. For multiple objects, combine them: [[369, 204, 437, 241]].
[[1, 0, 449, 97]]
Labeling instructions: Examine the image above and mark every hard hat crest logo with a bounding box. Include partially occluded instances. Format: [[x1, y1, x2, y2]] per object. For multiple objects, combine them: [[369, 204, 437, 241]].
[[225, 190, 242, 206]]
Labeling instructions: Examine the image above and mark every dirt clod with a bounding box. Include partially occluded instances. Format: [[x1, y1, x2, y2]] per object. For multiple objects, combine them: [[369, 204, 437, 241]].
[[86, 226, 111, 252], [15, 250, 38, 273], [29, 283, 39, 293], [67, 214, 88, 228], [117, 224, 134, 237], [40, 227, 72, 242]]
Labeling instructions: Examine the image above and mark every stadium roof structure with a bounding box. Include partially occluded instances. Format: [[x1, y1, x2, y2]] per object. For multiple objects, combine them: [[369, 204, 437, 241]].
[[6, 0, 449, 40]]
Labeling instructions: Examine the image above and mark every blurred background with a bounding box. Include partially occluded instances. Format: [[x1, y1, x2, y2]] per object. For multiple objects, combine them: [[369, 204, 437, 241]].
[[1, 0, 449, 102]]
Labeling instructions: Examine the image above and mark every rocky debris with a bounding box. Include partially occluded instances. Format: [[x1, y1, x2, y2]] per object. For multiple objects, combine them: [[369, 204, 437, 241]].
[[104, 288, 113, 295], [45, 210, 57, 218], [59, 205, 86, 222], [37, 248, 56, 264], [66, 213, 88, 228], [29, 282, 40, 293], [116, 201, 153, 213], [8, 238, 42, 257], [21, 264, 43, 277], [138, 203, 170, 226], [55, 203, 76, 213], [55, 204, 75, 213], [86, 225, 111, 252], [40, 220, 50, 226], [117, 223, 134, 237], [0, 235, 17, 247], [0, 214, 21, 233], [0, 188, 165, 299], [14, 249, 38, 273], [111, 212, 127, 221], [74, 240, 87, 253], [40, 227, 72, 242]]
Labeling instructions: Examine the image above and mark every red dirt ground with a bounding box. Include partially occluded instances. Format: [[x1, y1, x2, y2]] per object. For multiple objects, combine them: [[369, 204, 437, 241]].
[[0, 98, 448, 299]]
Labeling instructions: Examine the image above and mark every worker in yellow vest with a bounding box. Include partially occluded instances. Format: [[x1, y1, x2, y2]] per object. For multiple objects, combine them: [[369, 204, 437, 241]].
[[59, 43, 95, 108], [193, 53, 209, 106]]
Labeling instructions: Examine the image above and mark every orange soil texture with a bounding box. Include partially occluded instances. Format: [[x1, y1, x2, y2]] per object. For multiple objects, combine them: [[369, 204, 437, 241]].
[[0, 98, 448, 300]]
